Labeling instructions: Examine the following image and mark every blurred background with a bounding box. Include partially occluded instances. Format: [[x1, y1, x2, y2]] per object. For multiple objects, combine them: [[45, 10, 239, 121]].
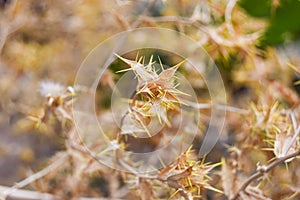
[[0, 0, 300, 199]]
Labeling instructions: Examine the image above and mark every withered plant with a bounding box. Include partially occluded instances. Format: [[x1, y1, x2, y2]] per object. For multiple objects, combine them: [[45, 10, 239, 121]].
[[0, 0, 300, 200]]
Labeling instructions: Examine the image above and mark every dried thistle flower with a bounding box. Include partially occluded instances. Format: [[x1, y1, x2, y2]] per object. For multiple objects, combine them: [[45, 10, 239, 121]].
[[116, 54, 186, 133], [39, 81, 65, 98], [29, 81, 75, 126], [158, 147, 221, 199]]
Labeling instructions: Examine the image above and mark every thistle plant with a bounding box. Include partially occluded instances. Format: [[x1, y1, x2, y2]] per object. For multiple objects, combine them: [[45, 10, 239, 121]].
[[1, 1, 300, 200], [116, 54, 186, 135]]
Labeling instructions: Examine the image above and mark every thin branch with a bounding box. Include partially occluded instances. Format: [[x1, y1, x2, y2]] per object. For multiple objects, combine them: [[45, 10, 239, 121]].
[[2, 154, 68, 200], [225, 0, 238, 35], [0, 186, 58, 200], [143, 0, 158, 16], [116, 153, 158, 180], [142, 15, 261, 48], [0, 185, 122, 200], [182, 99, 249, 114], [142, 15, 208, 33], [130, 0, 158, 28], [232, 149, 300, 200], [0, 0, 24, 54]]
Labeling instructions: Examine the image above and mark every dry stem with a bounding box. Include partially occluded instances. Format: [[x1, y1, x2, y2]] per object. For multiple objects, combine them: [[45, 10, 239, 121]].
[[1, 154, 68, 200], [232, 149, 300, 200], [225, 0, 238, 35]]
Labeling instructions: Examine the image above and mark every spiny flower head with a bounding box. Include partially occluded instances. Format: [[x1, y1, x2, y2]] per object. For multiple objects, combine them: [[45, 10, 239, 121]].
[[247, 101, 300, 161], [116, 54, 187, 127], [158, 147, 221, 199]]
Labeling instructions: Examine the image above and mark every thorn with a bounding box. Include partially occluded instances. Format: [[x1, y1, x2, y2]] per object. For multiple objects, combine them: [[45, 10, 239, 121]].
[[115, 53, 134, 65], [135, 51, 140, 62], [149, 55, 154, 65], [138, 56, 143, 64], [158, 56, 164, 71], [116, 68, 133, 73], [171, 59, 187, 71]]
